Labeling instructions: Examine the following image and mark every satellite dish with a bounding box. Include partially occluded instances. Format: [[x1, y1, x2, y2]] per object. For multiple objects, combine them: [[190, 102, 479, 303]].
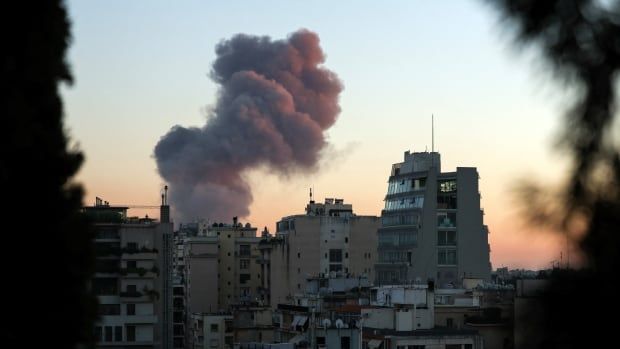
[[335, 319, 345, 329], [322, 319, 332, 328]]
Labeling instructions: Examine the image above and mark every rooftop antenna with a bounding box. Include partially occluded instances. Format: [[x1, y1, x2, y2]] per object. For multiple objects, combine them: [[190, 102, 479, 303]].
[[432, 114, 435, 153]]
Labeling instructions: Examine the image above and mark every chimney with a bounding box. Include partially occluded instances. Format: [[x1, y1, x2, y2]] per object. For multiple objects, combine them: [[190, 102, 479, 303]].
[[160, 185, 170, 223], [233, 216, 238, 226]]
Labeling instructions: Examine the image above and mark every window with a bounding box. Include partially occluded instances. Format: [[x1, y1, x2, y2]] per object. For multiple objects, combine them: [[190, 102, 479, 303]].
[[240, 274, 251, 284], [445, 345, 461, 349], [438, 249, 457, 265], [240, 259, 250, 269], [438, 231, 457, 246], [95, 259, 120, 273], [437, 212, 457, 228], [438, 179, 457, 193], [329, 264, 343, 272], [345, 237, 349, 243], [126, 284, 137, 293], [105, 326, 113, 342], [437, 194, 457, 209], [211, 323, 219, 332], [464, 345, 473, 349], [382, 214, 418, 227], [94, 326, 102, 342], [329, 249, 342, 263], [379, 231, 417, 247], [114, 326, 122, 342], [127, 303, 135, 315], [345, 252, 349, 258], [126, 325, 135, 342], [126, 260, 137, 269], [297, 252, 301, 258], [126, 242, 138, 251], [446, 318, 454, 328], [98, 304, 120, 315], [239, 244, 251, 256], [92, 277, 118, 295]]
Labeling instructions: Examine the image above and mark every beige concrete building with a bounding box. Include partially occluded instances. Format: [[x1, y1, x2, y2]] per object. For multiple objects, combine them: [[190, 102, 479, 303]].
[[261, 198, 380, 307], [184, 219, 263, 316]]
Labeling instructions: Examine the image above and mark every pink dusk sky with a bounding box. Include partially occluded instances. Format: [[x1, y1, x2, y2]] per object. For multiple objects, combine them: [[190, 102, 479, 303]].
[[62, 0, 577, 270]]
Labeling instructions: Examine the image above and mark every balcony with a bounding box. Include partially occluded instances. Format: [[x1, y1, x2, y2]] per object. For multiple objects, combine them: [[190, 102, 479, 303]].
[[124, 314, 158, 324], [256, 257, 269, 264], [120, 266, 159, 278]]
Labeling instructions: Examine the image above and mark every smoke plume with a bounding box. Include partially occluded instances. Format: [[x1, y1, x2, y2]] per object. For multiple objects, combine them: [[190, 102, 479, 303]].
[[154, 29, 343, 222]]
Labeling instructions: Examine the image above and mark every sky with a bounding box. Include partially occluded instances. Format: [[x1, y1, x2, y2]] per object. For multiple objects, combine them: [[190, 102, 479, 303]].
[[62, 0, 578, 270]]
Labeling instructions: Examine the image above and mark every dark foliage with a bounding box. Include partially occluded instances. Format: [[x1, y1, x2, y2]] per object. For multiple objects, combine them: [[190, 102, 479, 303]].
[[489, 0, 620, 347], [0, 1, 96, 347]]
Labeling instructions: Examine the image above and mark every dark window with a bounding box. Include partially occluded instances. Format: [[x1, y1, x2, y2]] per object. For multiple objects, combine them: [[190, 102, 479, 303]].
[[94, 326, 102, 342], [329, 249, 342, 263], [95, 259, 120, 273], [340, 336, 350, 349], [297, 252, 301, 258], [211, 324, 219, 332], [126, 325, 135, 342], [447, 318, 454, 328], [127, 303, 135, 315], [437, 194, 457, 209], [127, 242, 138, 251], [438, 231, 457, 246], [96, 227, 119, 239], [114, 326, 122, 342], [98, 304, 120, 315], [345, 252, 349, 258], [126, 260, 137, 269], [92, 277, 118, 295], [464, 345, 473, 349], [438, 249, 457, 265], [345, 237, 349, 243], [445, 345, 461, 349], [105, 326, 113, 342], [239, 245, 251, 256], [240, 274, 251, 284], [126, 284, 137, 293]]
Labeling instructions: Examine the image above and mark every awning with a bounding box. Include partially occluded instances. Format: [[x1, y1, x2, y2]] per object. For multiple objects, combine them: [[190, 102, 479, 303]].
[[291, 315, 308, 328], [289, 333, 307, 344], [368, 339, 383, 349]]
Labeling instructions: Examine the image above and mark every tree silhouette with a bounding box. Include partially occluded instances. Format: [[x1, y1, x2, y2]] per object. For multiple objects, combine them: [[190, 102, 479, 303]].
[[1, 1, 96, 347], [489, 1, 620, 347]]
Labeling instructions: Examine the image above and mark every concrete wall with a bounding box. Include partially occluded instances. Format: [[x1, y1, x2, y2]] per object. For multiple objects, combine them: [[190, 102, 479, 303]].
[[185, 238, 219, 313], [456, 168, 491, 282]]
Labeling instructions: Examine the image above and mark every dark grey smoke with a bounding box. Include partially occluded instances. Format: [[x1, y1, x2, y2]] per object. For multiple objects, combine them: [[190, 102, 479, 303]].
[[154, 29, 343, 222]]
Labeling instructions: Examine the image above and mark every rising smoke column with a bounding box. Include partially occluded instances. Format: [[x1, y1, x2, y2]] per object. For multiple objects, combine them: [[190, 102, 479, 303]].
[[154, 29, 343, 222]]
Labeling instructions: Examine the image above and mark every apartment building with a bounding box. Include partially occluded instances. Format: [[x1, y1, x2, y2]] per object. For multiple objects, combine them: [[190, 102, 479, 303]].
[[86, 195, 173, 349], [263, 198, 380, 307], [376, 150, 492, 287], [184, 219, 263, 316]]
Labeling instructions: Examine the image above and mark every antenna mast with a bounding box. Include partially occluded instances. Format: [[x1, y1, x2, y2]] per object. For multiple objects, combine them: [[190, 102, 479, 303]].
[[432, 114, 435, 153]]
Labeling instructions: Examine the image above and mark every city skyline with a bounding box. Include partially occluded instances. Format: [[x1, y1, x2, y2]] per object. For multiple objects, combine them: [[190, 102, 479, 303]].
[[62, 0, 574, 270]]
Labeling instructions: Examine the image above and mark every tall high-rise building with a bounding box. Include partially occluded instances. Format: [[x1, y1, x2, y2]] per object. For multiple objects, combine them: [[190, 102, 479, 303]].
[[375, 151, 491, 287], [86, 196, 173, 348], [263, 198, 380, 306]]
